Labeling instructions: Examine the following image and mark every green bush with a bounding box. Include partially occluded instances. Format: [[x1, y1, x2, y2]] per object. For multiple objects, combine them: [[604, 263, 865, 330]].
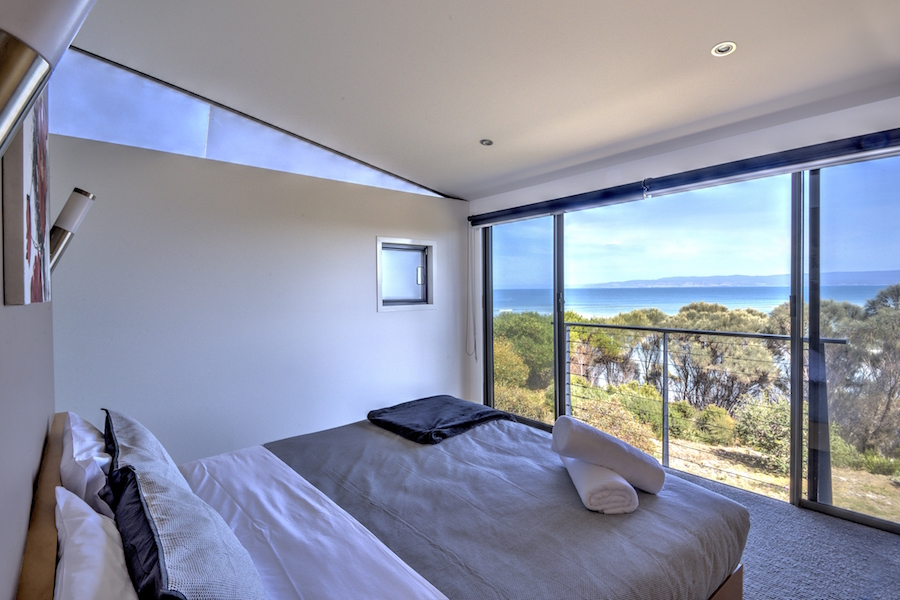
[[570, 378, 659, 455], [735, 396, 791, 475], [669, 400, 697, 440], [829, 425, 864, 470], [493, 312, 554, 389], [615, 381, 664, 437], [698, 405, 735, 446], [599, 382, 707, 444], [493, 337, 529, 387], [600, 381, 715, 444], [493, 383, 554, 424], [862, 450, 900, 476]]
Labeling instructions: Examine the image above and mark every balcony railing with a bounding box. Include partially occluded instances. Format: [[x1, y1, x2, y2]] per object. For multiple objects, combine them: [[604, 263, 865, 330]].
[[564, 321, 846, 499]]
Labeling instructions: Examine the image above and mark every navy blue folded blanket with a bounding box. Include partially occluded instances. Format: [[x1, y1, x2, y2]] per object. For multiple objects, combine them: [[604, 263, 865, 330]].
[[367, 395, 516, 444]]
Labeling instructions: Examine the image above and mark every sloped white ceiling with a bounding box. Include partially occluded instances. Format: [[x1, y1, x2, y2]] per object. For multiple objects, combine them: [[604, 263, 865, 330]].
[[72, 0, 900, 200]]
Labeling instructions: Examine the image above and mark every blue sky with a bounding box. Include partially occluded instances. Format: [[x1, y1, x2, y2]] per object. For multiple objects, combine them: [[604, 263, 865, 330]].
[[492, 158, 900, 289]]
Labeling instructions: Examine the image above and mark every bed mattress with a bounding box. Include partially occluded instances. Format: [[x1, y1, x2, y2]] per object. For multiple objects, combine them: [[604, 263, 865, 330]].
[[180, 444, 447, 599], [264, 418, 750, 600]]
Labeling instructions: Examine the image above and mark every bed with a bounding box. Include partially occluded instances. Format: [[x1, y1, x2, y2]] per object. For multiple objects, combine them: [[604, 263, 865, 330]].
[[16, 403, 748, 600]]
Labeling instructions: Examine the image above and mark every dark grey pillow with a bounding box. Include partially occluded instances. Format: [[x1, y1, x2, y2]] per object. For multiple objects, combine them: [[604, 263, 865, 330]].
[[101, 410, 268, 600]]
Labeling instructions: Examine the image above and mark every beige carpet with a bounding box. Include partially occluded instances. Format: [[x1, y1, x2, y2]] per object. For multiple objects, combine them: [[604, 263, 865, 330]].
[[671, 471, 900, 600]]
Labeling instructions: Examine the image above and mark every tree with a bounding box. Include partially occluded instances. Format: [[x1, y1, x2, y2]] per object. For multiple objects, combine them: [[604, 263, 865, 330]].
[[765, 291, 900, 459], [663, 303, 778, 413], [566, 310, 625, 385], [763, 300, 804, 398], [829, 285, 900, 456], [565, 303, 782, 415], [865, 284, 900, 315], [567, 308, 667, 390], [493, 311, 554, 389]]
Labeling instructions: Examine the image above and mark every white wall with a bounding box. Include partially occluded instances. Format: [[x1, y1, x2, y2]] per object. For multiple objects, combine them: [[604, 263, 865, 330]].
[[0, 178, 56, 598], [50, 136, 472, 463]]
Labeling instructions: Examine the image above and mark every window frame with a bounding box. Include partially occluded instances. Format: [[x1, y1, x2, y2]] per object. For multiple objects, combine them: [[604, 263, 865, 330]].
[[376, 237, 435, 312]]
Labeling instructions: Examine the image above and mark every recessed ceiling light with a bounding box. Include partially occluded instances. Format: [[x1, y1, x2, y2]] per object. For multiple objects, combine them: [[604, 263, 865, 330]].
[[711, 41, 737, 57], [480, 139, 493, 146]]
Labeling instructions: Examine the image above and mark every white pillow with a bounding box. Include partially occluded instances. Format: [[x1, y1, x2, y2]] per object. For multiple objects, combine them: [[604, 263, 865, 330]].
[[54, 486, 138, 600], [60, 412, 114, 517], [103, 409, 269, 600]]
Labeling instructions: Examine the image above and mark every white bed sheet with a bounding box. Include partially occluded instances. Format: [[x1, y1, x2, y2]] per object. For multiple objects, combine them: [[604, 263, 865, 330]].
[[179, 445, 447, 600]]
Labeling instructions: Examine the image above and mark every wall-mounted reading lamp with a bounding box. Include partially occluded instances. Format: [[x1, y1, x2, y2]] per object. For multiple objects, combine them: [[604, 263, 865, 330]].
[[49, 188, 94, 272], [0, 0, 97, 158]]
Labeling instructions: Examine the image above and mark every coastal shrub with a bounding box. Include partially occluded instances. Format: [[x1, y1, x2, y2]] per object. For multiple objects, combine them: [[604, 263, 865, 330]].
[[615, 381, 664, 437], [698, 405, 735, 446], [669, 400, 697, 440], [494, 383, 553, 423], [610, 383, 704, 443], [493, 337, 529, 387], [570, 378, 659, 455], [493, 312, 554, 389], [863, 451, 900, 476], [544, 383, 556, 405], [735, 396, 791, 475], [830, 425, 864, 470]]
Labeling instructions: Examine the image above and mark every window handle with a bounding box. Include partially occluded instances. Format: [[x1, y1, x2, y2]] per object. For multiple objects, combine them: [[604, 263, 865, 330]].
[[417, 267, 424, 285]]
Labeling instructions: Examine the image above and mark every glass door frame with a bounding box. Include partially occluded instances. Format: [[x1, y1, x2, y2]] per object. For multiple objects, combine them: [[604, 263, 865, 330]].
[[482, 215, 566, 431], [796, 168, 900, 534], [482, 226, 494, 410]]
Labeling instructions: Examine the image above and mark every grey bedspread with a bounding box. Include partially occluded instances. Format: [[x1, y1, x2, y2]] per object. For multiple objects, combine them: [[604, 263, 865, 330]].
[[265, 419, 749, 600]]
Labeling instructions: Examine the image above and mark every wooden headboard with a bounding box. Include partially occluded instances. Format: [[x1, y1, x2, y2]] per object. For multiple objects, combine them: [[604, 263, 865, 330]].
[[15, 412, 65, 600]]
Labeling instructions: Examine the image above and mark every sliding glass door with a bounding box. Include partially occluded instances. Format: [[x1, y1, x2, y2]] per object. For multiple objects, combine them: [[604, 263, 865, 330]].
[[479, 139, 900, 533], [806, 156, 900, 527], [488, 216, 556, 425], [563, 177, 794, 495]]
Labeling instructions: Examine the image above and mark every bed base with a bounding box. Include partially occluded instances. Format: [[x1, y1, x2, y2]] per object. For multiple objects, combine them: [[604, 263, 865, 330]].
[[16, 412, 64, 600], [14, 412, 743, 600], [710, 563, 743, 600]]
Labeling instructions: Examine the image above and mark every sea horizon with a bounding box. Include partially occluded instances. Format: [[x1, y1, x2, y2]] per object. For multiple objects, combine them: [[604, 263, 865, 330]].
[[493, 284, 891, 318]]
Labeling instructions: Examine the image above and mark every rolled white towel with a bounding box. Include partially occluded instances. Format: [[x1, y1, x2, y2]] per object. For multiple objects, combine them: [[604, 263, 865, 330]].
[[560, 456, 639, 514], [551, 415, 665, 494]]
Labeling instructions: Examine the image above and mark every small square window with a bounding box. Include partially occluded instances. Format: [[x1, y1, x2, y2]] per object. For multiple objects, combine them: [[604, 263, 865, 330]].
[[377, 237, 435, 311]]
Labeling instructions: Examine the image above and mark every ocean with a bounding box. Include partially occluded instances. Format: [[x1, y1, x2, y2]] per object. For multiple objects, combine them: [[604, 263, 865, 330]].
[[493, 285, 889, 318]]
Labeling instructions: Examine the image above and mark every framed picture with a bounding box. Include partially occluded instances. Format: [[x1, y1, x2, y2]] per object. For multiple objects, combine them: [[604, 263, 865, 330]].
[[3, 91, 50, 305]]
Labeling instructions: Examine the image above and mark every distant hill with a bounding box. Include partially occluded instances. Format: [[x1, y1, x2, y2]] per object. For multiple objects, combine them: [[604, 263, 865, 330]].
[[819, 271, 900, 286], [574, 270, 900, 289]]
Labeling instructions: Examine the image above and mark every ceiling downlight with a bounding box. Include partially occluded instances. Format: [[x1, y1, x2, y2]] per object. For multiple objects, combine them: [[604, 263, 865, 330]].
[[711, 41, 737, 57]]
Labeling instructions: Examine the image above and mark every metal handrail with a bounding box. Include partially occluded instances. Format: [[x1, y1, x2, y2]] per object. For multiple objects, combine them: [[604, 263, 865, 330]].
[[565, 321, 847, 345], [563, 321, 847, 469]]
